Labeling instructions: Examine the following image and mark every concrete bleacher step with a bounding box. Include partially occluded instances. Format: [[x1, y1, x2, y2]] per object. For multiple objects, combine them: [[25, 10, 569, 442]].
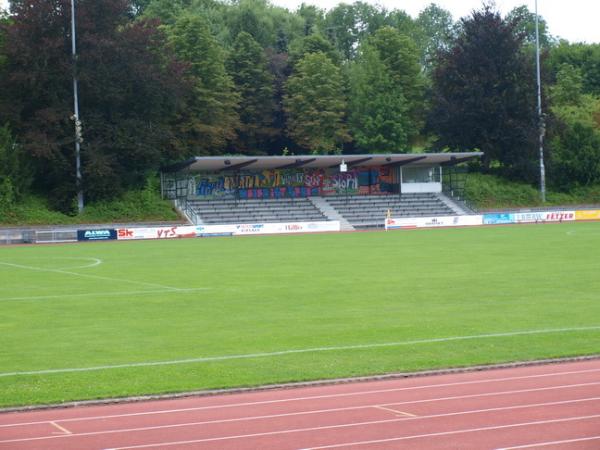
[[190, 197, 328, 225], [322, 193, 457, 229]]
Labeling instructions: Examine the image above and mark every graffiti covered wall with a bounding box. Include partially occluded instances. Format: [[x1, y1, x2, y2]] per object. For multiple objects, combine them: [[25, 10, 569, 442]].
[[195, 166, 396, 199]]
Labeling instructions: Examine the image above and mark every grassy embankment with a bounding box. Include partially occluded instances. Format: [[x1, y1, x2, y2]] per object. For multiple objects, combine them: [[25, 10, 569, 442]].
[[0, 183, 180, 226], [466, 173, 600, 210]]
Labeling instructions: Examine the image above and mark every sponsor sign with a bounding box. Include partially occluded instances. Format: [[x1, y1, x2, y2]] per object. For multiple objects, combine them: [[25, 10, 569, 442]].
[[483, 211, 576, 225], [196, 221, 340, 236], [385, 215, 483, 230], [575, 210, 600, 221], [512, 211, 575, 223], [117, 226, 197, 240], [483, 213, 515, 225], [77, 229, 117, 241]]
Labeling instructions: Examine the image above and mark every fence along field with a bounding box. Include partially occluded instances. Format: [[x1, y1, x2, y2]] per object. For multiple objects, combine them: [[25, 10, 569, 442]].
[[0, 222, 599, 407]]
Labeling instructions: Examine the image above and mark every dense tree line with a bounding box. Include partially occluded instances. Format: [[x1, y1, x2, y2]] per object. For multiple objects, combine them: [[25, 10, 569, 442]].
[[0, 0, 599, 213]]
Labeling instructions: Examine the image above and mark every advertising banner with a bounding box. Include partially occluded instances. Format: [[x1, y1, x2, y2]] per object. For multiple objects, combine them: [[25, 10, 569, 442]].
[[116, 226, 197, 240], [483, 213, 515, 225], [195, 221, 340, 236], [385, 215, 483, 230], [483, 211, 576, 225], [77, 229, 117, 241], [512, 211, 575, 223], [575, 210, 600, 221]]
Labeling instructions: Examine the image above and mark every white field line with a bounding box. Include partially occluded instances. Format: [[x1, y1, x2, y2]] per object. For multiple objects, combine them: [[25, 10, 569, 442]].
[[0, 288, 211, 303], [1, 326, 599, 378], [52, 257, 103, 270], [299, 415, 600, 450], [2, 393, 599, 445], [497, 435, 600, 449], [2, 371, 600, 429], [0, 261, 182, 291]]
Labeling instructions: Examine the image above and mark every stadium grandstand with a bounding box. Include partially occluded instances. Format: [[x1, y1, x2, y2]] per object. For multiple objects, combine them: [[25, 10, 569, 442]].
[[161, 153, 482, 230]]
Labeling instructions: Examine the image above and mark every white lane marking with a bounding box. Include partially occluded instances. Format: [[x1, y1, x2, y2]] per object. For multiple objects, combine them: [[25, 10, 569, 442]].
[[0, 261, 182, 291], [50, 421, 72, 435], [497, 435, 600, 449], [1, 326, 599, 378], [0, 288, 210, 303], [300, 415, 600, 450], [374, 405, 417, 417], [2, 393, 599, 445], [1, 373, 598, 430]]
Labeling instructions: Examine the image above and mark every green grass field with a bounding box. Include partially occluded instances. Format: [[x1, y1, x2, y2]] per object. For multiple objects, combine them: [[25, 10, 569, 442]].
[[1, 223, 600, 407]]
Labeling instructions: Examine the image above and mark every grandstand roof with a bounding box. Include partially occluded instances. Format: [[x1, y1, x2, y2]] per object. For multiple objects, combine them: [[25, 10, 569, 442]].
[[162, 152, 483, 173]]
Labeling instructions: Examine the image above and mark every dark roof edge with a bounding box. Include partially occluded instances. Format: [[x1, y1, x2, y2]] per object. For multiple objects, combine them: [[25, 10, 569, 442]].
[[161, 157, 199, 173]]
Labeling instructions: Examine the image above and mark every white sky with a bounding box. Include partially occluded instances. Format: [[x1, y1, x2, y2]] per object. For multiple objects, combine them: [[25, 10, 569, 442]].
[[1, 0, 598, 43], [274, 0, 600, 44]]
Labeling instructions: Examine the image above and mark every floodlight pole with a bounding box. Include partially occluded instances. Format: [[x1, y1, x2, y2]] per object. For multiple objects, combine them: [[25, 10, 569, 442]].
[[71, 0, 84, 213], [535, 0, 546, 203]]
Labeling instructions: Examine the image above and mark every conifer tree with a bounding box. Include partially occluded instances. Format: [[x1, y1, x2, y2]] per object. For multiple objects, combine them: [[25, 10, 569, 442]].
[[284, 52, 350, 153], [227, 32, 276, 154], [167, 13, 240, 156], [369, 26, 425, 141], [348, 44, 410, 152]]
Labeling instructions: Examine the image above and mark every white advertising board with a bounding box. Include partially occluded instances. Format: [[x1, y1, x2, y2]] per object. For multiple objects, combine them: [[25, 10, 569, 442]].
[[385, 215, 483, 230], [117, 221, 340, 240], [512, 211, 576, 223], [196, 221, 341, 236], [116, 226, 197, 240]]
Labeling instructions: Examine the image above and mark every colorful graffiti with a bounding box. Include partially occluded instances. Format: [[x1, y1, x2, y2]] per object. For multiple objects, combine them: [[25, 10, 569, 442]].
[[195, 166, 396, 199]]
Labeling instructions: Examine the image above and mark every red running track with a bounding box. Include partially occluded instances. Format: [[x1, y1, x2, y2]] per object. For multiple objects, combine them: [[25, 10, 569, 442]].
[[1, 359, 600, 449]]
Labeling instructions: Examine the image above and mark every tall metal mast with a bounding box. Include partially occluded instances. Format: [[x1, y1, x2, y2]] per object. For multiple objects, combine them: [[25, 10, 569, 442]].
[[535, 0, 546, 202], [71, 0, 84, 212]]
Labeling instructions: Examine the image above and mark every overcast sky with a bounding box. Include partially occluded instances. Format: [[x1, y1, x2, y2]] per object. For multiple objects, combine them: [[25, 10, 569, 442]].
[[272, 0, 599, 43], [1, 0, 598, 43]]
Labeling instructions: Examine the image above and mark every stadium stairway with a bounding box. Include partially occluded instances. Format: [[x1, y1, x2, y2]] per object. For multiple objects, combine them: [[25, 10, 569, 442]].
[[308, 197, 355, 231], [323, 193, 456, 229], [437, 192, 472, 215]]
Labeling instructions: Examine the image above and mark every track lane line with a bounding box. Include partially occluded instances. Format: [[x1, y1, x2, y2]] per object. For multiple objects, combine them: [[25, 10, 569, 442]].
[[2, 393, 599, 445], [497, 435, 600, 449], [2, 368, 600, 428], [49, 421, 71, 435], [102, 414, 600, 450], [300, 415, 600, 450], [374, 406, 417, 417]]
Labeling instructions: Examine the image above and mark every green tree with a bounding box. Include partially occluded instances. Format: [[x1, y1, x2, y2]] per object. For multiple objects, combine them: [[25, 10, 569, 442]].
[[142, 0, 193, 26], [0, 0, 187, 210], [297, 3, 325, 36], [227, 32, 276, 154], [369, 26, 425, 141], [289, 33, 340, 66], [506, 5, 552, 48], [0, 124, 30, 213], [429, 5, 538, 180], [415, 3, 455, 70], [167, 13, 239, 156], [549, 64, 600, 188], [348, 44, 410, 152], [550, 64, 584, 106], [324, 1, 392, 61], [284, 52, 350, 153], [548, 42, 600, 97]]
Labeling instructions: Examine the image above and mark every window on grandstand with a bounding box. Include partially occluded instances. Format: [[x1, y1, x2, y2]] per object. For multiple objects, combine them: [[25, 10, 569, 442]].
[[402, 166, 441, 183]]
